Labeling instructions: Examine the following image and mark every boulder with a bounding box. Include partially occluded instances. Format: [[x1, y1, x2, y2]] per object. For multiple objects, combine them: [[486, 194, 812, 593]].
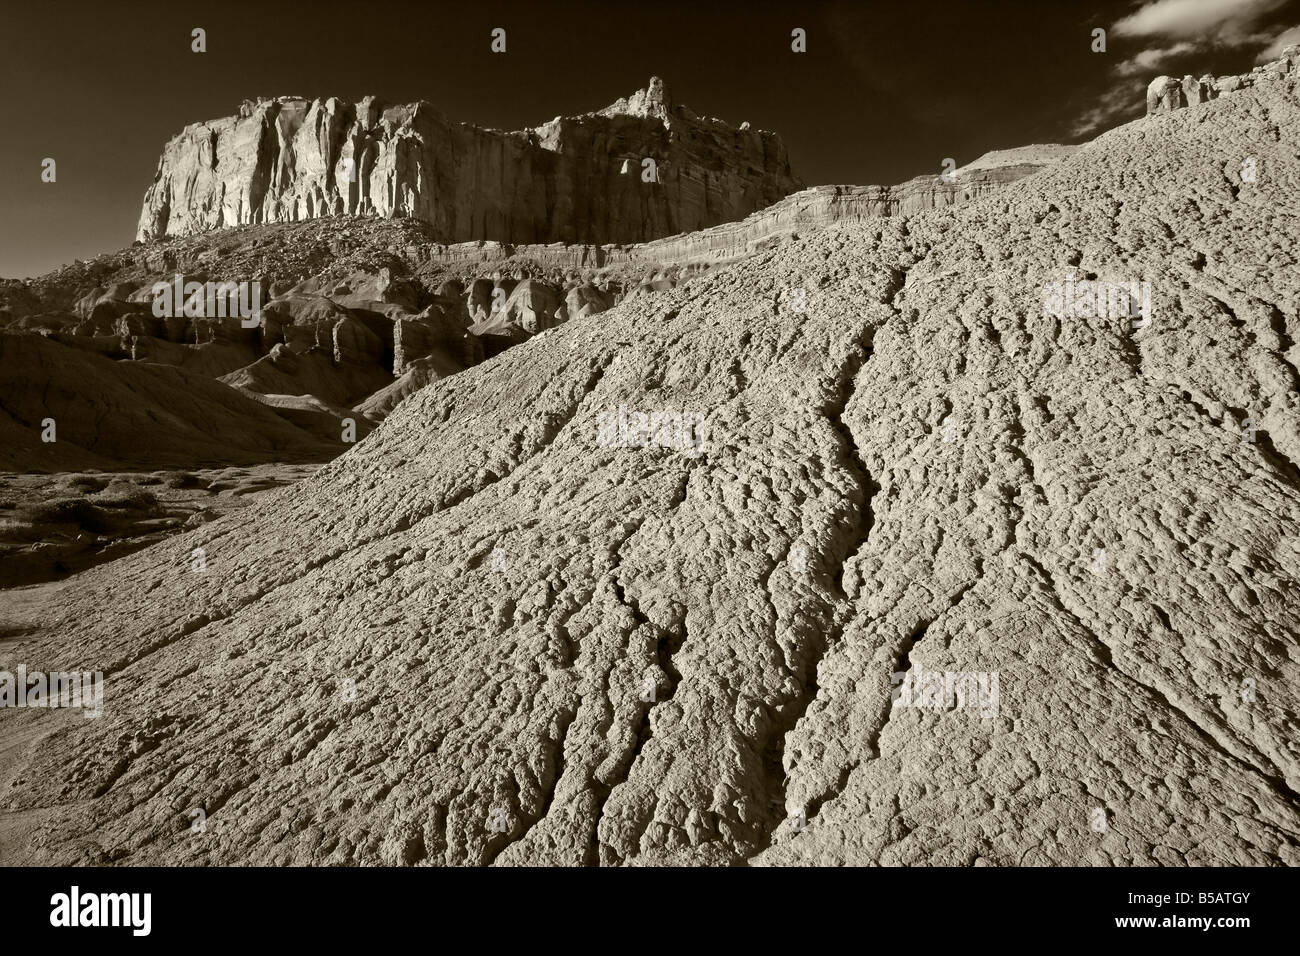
[[564, 283, 615, 321], [500, 279, 562, 335], [332, 315, 384, 365], [1147, 76, 1183, 114]]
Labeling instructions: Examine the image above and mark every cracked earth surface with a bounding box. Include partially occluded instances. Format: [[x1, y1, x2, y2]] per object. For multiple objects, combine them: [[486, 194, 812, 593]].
[[2, 81, 1299, 866]]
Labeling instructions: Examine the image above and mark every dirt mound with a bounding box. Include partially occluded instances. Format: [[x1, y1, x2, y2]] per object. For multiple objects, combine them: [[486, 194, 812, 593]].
[[354, 353, 464, 423], [219, 345, 393, 407], [0, 335, 339, 471]]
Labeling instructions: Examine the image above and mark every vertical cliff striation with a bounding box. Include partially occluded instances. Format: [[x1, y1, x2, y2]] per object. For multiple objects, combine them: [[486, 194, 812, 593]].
[[136, 78, 802, 245]]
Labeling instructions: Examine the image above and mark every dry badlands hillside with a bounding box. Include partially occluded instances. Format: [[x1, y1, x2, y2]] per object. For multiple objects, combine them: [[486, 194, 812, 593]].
[[0, 80, 1068, 476], [2, 63, 1300, 866]]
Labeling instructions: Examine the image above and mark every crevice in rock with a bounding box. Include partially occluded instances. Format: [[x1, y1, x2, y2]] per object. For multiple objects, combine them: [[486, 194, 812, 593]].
[[1020, 551, 1300, 809], [483, 709, 576, 866], [584, 514, 688, 866], [749, 321, 884, 853], [584, 779, 614, 867], [1175, 382, 1300, 493], [802, 764, 853, 824], [866, 618, 930, 758], [791, 578, 975, 839], [823, 326, 881, 600], [1226, 404, 1300, 492], [1266, 302, 1298, 370]]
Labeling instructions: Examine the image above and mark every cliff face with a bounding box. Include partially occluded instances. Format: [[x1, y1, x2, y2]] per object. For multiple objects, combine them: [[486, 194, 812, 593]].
[[413, 145, 1078, 273], [136, 78, 801, 245], [1146, 44, 1298, 114]]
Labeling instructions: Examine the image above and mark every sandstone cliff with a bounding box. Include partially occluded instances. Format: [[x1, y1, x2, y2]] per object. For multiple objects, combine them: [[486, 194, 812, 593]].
[[413, 145, 1077, 274], [137, 78, 801, 246]]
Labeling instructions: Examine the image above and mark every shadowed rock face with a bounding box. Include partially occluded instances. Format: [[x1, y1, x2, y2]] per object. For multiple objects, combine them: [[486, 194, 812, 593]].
[[136, 78, 802, 246], [4, 72, 1300, 868], [0, 334, 338, 471]]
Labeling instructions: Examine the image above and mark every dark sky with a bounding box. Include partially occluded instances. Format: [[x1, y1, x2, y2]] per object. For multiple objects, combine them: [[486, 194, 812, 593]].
[[3, 0, 1298, 278]]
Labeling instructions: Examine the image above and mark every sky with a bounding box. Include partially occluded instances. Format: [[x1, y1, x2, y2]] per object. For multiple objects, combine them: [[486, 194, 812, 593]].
[[2, 0, 1298, 278]]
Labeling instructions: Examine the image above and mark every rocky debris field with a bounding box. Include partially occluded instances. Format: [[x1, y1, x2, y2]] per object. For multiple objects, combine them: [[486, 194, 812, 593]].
[[0, 217, 632, 470], [0, 464, 319, 588], [2, 62, 1299, 866]]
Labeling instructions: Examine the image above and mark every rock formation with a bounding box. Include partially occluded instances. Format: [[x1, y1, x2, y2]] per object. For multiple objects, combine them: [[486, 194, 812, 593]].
[[3, 69, 1299, 866], [587, 146, 1078, 271], [1147, 44, 1298, 114], [136, 79, 801, 246]]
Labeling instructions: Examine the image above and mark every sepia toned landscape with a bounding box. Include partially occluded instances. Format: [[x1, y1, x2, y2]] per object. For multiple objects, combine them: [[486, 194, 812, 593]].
[[2, 1, 1299, 873]]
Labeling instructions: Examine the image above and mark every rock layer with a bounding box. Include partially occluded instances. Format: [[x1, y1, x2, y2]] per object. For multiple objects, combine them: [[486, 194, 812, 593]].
[[407, 146, 1076, 276]]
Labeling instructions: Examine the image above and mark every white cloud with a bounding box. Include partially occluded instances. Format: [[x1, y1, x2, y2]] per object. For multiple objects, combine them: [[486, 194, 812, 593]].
[[1255, 23, 1300, 60], [1070, 2, 1295, 141], [1069, 81, 1147, 138], [1113, 0, 1287, 43], [1113, 42, 1199, 76]]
